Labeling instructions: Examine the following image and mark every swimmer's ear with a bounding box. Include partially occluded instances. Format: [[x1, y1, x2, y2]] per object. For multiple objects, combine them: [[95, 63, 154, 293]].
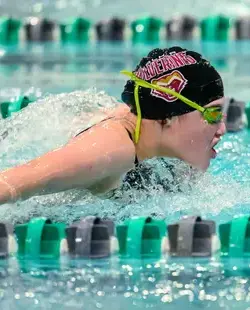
[[157, 118, 173, 128]]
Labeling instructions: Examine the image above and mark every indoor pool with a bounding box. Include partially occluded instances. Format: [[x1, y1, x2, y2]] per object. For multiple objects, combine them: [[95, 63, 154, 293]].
[[0, 41, 250, 309]]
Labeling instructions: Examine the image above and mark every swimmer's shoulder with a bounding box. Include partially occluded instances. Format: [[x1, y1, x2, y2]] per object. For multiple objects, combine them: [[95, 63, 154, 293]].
[[74, 104, 130, 137], [70, 117, 136, 172]]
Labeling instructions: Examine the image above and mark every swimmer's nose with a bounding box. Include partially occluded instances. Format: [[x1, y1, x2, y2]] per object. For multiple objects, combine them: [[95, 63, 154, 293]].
[[216, 120, 227, 137]]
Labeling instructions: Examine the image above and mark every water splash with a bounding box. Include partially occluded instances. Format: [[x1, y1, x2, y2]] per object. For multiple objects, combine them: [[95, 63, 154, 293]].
[[0, 89, 118, 169], [0, 89, 249, 225]]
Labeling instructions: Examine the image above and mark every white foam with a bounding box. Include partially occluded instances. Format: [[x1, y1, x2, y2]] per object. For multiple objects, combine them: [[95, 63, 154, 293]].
[[0, 90, 249, 225]]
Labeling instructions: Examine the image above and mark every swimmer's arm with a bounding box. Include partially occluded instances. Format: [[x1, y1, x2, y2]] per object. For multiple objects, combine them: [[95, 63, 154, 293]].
[[0, 125, 135, 204]]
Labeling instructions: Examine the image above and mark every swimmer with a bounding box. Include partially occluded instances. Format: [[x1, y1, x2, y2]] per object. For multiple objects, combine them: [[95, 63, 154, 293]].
[[0, 46, 226, 204]]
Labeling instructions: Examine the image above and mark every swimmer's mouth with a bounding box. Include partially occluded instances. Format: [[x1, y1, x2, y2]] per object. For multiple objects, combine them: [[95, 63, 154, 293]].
[[211, 148, 217, 159], [211, 139, 221, 159]]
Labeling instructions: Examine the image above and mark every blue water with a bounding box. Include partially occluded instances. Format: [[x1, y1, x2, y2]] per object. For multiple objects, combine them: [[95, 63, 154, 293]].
[[1, 42, 250, 309], [1, 41, 250, 99]]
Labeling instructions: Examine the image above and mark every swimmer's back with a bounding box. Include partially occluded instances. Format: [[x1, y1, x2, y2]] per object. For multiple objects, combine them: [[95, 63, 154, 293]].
[[69, 116, 136, 193]]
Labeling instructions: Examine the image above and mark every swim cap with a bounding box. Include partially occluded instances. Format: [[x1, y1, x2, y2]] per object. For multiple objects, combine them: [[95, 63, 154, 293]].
[[121, 46, 224, 120]]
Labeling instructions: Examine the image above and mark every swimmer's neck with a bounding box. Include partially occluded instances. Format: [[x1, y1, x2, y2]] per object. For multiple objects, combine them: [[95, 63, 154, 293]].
[[117, 105, 174, 161]]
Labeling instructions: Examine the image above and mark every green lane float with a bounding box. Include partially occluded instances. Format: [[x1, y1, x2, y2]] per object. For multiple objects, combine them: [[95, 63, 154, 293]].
[[167, 216, 219, 257], [200, 15, 231, 41], [60, 17, 92, 43], [116, 217, 167, 258], [66, 216, 117, 258], [1, 214, 250, 261], [15, 218, 67, 259], [0, 96, 34, 119], [245, 101, 250, 129], [0, 16, 22, 44], [0, 15, 250, 44], [219, 216, 250, 257], [131, 16, 163, 43]]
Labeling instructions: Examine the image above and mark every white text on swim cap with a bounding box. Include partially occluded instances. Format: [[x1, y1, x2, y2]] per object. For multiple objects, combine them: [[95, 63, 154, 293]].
[[135, 51, 197, 81]]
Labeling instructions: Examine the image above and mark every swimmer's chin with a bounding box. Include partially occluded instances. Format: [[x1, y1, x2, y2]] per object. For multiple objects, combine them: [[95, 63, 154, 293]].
[[184, 159, 211, 173], [191, 162, 210, 172], [176, 154, 212, 173]]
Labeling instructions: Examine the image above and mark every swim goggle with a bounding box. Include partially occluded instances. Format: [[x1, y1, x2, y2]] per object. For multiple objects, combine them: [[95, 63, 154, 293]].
[[121, 70, 223, 144]]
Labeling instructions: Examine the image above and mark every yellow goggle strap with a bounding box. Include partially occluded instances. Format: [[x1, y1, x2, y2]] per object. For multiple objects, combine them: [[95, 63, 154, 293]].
[[121, 70, 209, 144], [134, 84, 142, 144], [121, 70, 206, 114]]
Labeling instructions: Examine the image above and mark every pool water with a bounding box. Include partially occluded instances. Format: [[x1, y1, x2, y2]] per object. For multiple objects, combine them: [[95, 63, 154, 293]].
[[1, 42, 250, 309]]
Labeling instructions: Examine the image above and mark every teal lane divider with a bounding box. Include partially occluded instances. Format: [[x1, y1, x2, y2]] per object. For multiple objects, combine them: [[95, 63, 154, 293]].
[[60, 17, 92, 43], [0, 215, 249, 260], [15, 218, 67, 259], [131, 16, 163, 43], [1, 15, 250, 44], [200, 15, 231, 41], [0, 96, 34, 119], [0, 16, 22, 44], [219, 216, 250, 257], [116, 217, 167, 258]]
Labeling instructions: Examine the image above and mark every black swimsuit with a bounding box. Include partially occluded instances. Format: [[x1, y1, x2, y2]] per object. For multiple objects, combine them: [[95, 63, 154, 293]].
[[75, 118, 182, 198]]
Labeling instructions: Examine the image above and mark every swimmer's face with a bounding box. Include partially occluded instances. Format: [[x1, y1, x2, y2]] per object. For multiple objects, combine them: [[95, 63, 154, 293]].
[[167, 98, 226, 171]]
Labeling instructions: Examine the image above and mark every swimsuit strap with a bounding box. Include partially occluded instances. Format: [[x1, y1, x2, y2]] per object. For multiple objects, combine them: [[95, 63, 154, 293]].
[[76, 117, 138, 166], [75, 116, 114, 137], [126, 129, 139, 166]]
